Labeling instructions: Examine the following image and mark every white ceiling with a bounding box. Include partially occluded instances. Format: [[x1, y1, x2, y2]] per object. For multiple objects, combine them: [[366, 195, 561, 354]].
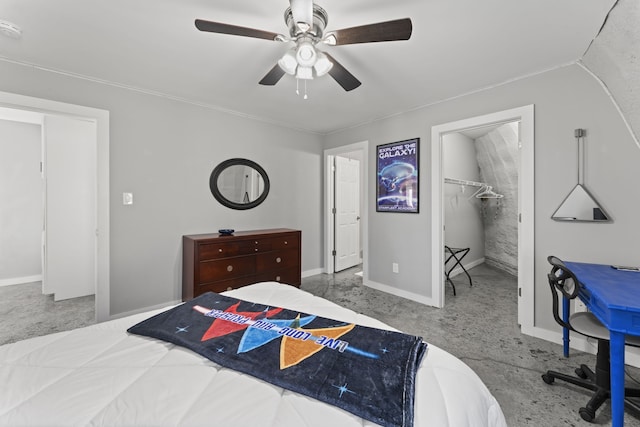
[[0, 0, 616, 134]]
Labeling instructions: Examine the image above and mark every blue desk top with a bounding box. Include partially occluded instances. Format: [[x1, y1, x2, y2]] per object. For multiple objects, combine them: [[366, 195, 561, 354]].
[[565, 261, 640, 427], [565, 261, 640, 312]]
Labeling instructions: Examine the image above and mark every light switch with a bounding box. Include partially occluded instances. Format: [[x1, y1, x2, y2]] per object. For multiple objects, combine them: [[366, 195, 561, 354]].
[[122, 192, 133, 205]]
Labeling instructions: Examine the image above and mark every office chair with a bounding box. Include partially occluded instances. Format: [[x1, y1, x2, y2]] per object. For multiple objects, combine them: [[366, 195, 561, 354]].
[[541, 255, 640, 422]]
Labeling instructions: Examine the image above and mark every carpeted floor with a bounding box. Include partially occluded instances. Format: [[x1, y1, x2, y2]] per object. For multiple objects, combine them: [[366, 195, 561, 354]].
[[0, 281, 95, 346], [2, 265, 640, 426]]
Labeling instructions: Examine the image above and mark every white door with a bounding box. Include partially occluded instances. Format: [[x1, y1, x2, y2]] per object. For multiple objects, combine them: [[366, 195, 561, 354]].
[[335, 156, 361, 272], [42, 115, 96, 301]]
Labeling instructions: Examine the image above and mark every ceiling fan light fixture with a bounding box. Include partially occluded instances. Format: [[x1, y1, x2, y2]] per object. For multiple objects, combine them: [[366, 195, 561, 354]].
[[314, 51, 333, 77], [296, 66, 313, 80], [278, 49, 298, 75], [295, 41, 316, 67]]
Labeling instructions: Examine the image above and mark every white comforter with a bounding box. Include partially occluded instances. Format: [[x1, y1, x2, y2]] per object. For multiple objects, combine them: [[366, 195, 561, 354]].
[[0, 282, 507, 427]]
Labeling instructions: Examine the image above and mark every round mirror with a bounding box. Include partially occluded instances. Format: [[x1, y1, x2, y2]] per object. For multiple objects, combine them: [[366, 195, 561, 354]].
[[209, 158, 270, 210]]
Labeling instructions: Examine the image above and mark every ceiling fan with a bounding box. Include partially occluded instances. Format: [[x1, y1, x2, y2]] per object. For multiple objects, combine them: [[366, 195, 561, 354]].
[[195, 0, 412, 92]]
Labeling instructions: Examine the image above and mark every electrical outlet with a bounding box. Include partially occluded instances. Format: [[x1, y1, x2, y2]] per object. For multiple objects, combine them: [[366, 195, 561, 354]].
[[392, 263, 399, 273], [122, 192, 133, 205]]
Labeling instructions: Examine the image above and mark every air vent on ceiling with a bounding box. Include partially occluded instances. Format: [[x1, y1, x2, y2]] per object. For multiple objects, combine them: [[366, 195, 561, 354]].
[[0, 20, 22, 39]]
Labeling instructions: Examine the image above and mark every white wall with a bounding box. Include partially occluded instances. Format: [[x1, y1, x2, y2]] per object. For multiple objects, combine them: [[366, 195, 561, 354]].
[[0, 59, 324, 316], [324, 63, 640, 333], [0, 119, 43, 284], [442, 133, 484, 265]]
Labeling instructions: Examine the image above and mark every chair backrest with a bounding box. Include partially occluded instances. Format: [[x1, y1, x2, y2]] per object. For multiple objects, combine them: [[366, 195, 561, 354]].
[[547, 255, 580, 330]]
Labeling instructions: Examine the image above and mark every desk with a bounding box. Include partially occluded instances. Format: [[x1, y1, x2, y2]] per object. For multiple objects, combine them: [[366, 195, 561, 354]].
[[565, 261, 640, 427]]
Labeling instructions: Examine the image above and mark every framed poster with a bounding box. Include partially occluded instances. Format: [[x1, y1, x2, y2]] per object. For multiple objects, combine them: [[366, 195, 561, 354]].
[[376, 138, 419, 213]]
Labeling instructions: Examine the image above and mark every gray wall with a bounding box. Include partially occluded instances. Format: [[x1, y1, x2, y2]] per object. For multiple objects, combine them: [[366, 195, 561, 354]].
[[476, 122, 519, 275], [325, 63, 640, 333], [442, 132, 484, 266], [582, 0, 640, 143], [0, 60, 324, 316], [1, 0, 638, 339], [0, 119, 42, 283]]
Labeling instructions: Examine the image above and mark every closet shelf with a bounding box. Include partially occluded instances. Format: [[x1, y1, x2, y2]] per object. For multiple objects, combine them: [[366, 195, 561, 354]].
[[444, 177, 485, 188], [444, 177, 504, 199]]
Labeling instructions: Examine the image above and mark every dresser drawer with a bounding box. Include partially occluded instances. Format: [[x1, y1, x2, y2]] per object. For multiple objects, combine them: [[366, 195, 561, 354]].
[[183, 229, 301, 301], [195, 277, 257, 296], [268, 233, 300, 250], [198, 241, 253, 261], [198, 256, 256, 283], [256, 248, 299, 273], [249, 238, 272, 253], [254, 267, 300, 285]]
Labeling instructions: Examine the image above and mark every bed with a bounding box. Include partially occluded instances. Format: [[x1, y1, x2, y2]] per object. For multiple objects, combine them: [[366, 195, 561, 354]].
[[0, 282, 507, 427]]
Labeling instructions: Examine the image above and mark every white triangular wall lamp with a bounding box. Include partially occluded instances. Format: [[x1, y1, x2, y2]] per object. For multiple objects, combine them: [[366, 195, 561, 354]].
[[552, 129, 611, 222]]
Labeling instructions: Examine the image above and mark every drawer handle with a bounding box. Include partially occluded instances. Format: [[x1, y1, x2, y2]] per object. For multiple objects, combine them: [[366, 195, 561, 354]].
[[276, 257, 282, 263], [219, 248, 223, 253], [227, 265, 233, 272], [276, 276, 281, 281], [255, 248, 258, 252], [284, 241, 288, 245], [227, 286, 233, 291], [255, 241, 258, 244]]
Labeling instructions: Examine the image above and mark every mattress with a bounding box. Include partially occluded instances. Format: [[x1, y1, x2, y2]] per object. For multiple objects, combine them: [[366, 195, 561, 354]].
[[0, 282, 507, 427]]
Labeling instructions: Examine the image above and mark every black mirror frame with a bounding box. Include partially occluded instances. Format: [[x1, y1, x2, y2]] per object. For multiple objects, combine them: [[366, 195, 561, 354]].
[[209, 158, 270, 210]]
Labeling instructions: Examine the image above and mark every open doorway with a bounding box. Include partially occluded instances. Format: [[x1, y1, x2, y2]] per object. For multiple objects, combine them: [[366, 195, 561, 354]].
[[0, 90, 110, 321], [0, 110, 42, 288], [334, 154, 361, 272], [324, 141, 368, 276], [443, 122, 519, 283], [431, 105, 534, 332]]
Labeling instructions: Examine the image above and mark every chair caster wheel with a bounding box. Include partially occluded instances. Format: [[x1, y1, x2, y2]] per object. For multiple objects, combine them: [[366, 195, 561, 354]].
[[579, 406, 595, 422], [542, 373, 554, 385], [575, 367, 588, 379]]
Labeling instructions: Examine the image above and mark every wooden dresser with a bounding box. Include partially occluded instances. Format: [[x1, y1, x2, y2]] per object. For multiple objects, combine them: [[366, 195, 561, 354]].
[[182, 228, 301, 301]]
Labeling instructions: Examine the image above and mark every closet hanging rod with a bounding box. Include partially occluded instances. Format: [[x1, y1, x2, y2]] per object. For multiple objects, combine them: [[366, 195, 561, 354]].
[[444, 177, 487, 188]]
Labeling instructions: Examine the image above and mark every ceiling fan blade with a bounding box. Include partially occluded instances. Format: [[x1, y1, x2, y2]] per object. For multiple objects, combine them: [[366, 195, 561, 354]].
[[195, 19, 281, 41], [259, 64, 286, 86], [330, 18, 412, 46], [324, 53, 361, 92]]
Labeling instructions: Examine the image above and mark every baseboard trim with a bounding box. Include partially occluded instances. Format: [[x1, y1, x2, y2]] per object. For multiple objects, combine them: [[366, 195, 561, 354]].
[[109, 270, 321, 321], [302, 268, 323, 278], [0, 275, 42, 287], [523, 324, 640, 368], [446, 257, 485, 279], [364, 279, 437, 306], [109, 299, 182, 321]]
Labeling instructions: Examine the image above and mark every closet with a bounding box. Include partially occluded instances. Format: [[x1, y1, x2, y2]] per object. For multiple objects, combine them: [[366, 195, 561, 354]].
[[443, 122, 519, 278]]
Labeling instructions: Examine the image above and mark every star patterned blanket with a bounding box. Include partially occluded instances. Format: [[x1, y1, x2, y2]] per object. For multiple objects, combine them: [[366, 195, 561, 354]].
[[128, 291, 427, 427]]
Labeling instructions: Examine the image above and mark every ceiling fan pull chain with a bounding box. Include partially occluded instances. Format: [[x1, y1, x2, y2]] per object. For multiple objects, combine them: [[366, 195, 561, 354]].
[[304, 80, 308, 100], [296, 78, 300, 95]]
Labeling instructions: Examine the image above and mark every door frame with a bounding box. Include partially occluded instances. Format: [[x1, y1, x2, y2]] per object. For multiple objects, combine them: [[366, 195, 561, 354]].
[[324, 141, 368, 275], [0, 90, 110, 322], [430, 105, 534, 330]]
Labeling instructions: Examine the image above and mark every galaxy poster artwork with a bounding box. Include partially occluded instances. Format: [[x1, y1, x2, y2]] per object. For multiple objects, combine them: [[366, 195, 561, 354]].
[[376, 138, 420, 213]]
